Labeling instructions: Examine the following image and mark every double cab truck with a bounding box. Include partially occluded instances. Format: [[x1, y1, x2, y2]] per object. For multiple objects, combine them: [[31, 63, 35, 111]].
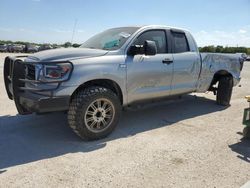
[[4, 25, 245, 140]]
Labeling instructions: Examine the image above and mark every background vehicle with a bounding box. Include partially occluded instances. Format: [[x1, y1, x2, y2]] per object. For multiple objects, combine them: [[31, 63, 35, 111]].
[[7, 44, 24, 53], [0, 44, 8, 52], [24, 44, 39, 53], [38, 44, 53, 51], [3, 25, 245, 140]]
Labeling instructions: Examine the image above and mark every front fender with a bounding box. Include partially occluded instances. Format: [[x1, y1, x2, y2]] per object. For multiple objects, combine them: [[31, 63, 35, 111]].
[[59, 56, 127, 104]]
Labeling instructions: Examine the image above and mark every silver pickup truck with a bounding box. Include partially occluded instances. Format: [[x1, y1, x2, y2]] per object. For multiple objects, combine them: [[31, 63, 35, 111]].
[[4, 25, 245, 140]]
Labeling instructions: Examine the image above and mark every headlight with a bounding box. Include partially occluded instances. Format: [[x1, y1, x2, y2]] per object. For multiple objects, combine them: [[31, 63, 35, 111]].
[[37, 62, 73, 82]]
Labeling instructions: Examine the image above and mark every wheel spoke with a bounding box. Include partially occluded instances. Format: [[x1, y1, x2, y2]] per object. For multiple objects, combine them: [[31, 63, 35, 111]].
[[102, 101, 108, 109], [101, 118, 107, 126], [90, 103, 97, 111], [105, 114, 112, 119], [86, 116, 94, 123], [96, 121, 101, 129], [86, 111, 94, 116], [89, 120, 97, 129], [97, 100, 101, 108], [105, 106, 112, 113]]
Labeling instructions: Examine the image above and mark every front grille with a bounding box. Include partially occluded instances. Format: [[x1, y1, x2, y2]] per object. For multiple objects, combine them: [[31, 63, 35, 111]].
[[26, 64, 35, 80]]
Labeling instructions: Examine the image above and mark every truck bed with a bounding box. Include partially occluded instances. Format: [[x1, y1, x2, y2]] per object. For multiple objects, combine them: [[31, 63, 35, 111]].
[[196, 53, 244, 92]]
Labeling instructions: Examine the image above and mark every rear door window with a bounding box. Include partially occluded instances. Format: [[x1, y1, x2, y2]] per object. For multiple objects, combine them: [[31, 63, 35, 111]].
[[172, 32, 190, 53]]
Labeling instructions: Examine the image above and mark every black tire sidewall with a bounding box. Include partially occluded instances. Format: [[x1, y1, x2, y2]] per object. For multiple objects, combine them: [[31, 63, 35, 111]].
[[69, 87, 121, 140], [216, 76, 233, 106]]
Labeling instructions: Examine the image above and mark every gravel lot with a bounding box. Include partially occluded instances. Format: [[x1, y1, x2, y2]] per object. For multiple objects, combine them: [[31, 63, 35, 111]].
[[0, 53, 249, 188]]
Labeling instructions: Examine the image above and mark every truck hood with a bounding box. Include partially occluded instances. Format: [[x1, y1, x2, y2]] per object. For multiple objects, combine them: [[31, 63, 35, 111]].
[[26, 48, 108, 62]]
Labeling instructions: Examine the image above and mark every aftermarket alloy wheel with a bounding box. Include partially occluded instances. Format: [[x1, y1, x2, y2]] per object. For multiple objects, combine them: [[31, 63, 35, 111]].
[[68, 86, 121, 140], [84, 98, 115, 133]]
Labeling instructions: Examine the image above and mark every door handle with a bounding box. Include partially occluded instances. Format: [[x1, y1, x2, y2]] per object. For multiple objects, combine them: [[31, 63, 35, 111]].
[[162, 58, 173, 65]]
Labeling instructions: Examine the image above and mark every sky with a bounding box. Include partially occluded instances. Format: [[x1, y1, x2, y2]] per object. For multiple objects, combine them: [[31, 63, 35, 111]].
[[0, 0, 250, 47]]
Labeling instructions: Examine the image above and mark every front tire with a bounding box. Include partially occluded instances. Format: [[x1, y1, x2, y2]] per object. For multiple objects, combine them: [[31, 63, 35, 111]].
[[216, 76, 233, 106], [68, 86, 122, 140]]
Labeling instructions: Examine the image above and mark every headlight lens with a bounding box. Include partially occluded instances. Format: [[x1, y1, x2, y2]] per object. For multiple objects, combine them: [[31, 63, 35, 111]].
[[37, 62, 73, 82]]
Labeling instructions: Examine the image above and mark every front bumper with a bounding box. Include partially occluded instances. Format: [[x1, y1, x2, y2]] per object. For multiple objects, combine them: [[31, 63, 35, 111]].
[[19, 92, 70, 113], [3, 56, 71, 114]]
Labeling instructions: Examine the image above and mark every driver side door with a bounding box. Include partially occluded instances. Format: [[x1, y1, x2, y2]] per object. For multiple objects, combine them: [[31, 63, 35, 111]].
[[126, 30, 173, 104]]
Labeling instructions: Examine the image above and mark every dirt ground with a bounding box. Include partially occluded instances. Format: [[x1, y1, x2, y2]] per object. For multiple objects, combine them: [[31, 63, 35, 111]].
[[0, 53, 249, 188]]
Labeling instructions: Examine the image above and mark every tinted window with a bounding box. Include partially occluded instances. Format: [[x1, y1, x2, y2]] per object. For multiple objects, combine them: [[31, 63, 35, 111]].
[[133, 30, 167, 53], [172, 32, 189, 53]]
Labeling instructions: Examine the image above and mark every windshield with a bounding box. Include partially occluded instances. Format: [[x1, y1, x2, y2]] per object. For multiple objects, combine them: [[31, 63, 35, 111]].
[[80, 27, 140, 50]]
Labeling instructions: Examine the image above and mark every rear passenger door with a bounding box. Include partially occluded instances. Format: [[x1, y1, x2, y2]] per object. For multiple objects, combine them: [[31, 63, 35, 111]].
[[170, 30, 201, 95]]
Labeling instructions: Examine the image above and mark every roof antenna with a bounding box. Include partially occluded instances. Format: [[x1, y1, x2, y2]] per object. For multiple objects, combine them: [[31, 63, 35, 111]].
[[71, 19, 78, 44]]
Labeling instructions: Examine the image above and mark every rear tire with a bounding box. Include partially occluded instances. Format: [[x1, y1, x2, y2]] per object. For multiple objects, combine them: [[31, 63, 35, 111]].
[[216, 76, 233, 106], [67, 86, 121, 141]]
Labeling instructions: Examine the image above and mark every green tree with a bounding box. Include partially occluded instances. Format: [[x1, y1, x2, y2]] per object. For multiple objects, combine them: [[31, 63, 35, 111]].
[[215, 45, 223, 53], [64, 42, 72, 48], [247, 48, 250, 55], [72, 43, 81, 48]]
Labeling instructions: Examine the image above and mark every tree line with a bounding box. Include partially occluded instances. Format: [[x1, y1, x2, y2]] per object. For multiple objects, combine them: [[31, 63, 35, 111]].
[[199, 45, 250, 54]]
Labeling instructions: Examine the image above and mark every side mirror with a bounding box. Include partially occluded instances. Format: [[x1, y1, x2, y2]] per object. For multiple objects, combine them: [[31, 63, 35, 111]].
[[127, 40, 157, 56], [144, 40, 157, 56], [127, 45, 144, 56]]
